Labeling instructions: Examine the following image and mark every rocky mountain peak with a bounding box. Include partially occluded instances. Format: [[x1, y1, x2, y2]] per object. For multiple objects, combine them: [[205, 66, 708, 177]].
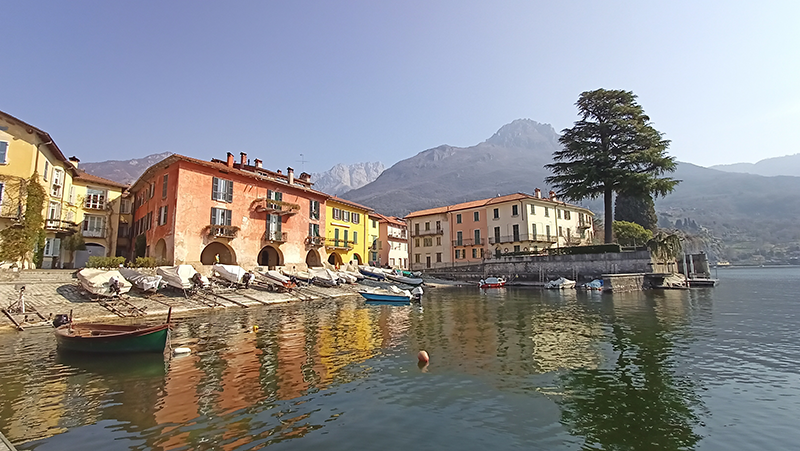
[[485, 119, 560, 149]]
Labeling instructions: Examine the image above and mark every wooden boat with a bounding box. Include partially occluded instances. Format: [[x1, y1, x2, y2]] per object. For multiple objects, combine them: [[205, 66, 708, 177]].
[[157, 265, 209, 290], [544, 277, 576, 289], [212, 263, 248, 284], [76, 268, 132, 297], [387, 271, 423, 285], [119, 267, 163, 292], [54, 309, 172, 354], [359, 285, 413, 303], [479, 277, 506, 288]]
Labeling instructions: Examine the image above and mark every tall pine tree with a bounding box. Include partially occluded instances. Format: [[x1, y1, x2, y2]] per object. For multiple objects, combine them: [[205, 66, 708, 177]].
[[615, 192, 658, 231]]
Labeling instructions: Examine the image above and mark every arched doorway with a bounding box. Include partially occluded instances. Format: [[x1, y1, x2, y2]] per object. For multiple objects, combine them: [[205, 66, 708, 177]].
[[351, 253, 363, 265], [200, 242, 236, 265], [327, 252, 343, 266], [155, 239, 167, 264], [305, 249, 322, 267], [257, 245, 283, 269], [75, 243, 106, 268]]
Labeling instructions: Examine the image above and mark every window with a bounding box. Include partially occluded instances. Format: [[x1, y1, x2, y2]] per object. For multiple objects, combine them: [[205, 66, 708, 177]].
[[544, 207, 549, 217], [309, 223, 320, 237], [84, 188, 106, 209], [43, 237, 61, 257], [310, 200, 320, 219], [530, 204, 535, 215], [472, 248, 477, 258], [212, 177, 233, 202], [514, 245, 521, 253], [425, 221, 430, 231], [51, 169, 64, 197], [435, 220, 441, 231], [120, 199, 131, 214], [149, 182, 155, 199], [456, 231, 463, 246], [43, 161, 49, 181], [493, 208, 499, 219], [424, 237, 432, 247], [473, 211, 479, 221], [564, 210, 571, 220], [558, 209, 562, 219], [512, 205, 519, 216], [546, 225, 551, 237], [436, 253, 442, 262], [211, 207, 232, 226], [474, 229, 481, 244], [332, 208, 341, 220], [352, 212, 360, 224], [0, 182, 4, 205], [456, 214, 462, 224], [162, 174, 168, 198], [415, 254, 420, 263], [0, 141, 7, 164], [83, 215, 105, 237], [353, 231, 358, 244], [436, 236, 441, 246], [455, 249, 460, 259], [343, 210, 351, 222], [68, 186, 76, 205], [48, 201, 60, 220], [344, 229, 349, 243], [372, 219, 377, 227], [158, 205, 168, 225], [415, 238, 420, 247]]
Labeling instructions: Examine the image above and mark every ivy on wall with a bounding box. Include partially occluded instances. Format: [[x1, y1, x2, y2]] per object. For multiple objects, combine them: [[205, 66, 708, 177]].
[[0, 174, 47, 266]]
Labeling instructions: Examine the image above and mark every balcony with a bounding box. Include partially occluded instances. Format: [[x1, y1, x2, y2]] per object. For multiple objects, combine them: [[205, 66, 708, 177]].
[[452, 238, 485, 247], [265, 230, 288, 242], [577, 219, 592, 229], [83, 227, 105, 238], [411, 228, 443, 237], [566, 235, 583, 245], [208, 225, 238, 238], [305, 235, 324, 247], [488, 233, 559, 244], [325, 238, 354, 250], [45, 219, 78, 232], [388, 231, 408, 240], [251, 198, 300, 216]]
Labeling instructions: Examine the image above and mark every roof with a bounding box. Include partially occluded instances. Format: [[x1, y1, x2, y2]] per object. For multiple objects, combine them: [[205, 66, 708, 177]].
[[73, 169, 129, 190], [372, 212, 406, 226], [129, 153, 331, 199], [405, 192, 594, 219], [0, 110, 76, 176], [327, 196, 374, 213]]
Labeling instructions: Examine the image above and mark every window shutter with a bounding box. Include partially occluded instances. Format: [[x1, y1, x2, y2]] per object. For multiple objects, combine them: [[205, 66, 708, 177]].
[[52, 238, 61, 256], [226, 181, 233, 202], [212, 178, 219, 200], [225, 209, 232, 226], [211, 207, 217, 224]]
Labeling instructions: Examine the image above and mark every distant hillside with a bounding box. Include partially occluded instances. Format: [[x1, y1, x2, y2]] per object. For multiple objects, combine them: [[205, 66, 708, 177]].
[[311, 162, 384, 196], [710, 153, 800, 177], [80, 152, 173, 185]]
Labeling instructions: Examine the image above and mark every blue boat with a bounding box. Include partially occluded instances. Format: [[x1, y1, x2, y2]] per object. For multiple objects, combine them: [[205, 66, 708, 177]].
[[358, 265, 388, 280], [359, 290, 412, 303]]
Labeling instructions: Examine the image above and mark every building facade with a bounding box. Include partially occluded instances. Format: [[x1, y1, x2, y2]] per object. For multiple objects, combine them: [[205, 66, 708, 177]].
[[324, 197, 371, 266], [406, 191, 595, 271], [127, 153, 329, 269], [372, 213, 408, 269]]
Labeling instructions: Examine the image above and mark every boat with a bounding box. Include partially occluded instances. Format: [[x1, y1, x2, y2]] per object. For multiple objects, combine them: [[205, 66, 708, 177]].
[[386, 272, 424, 285], [359, 285, 417, 303], [76, 268, 132, 297], [212, 263, 248, 284], [336, 271, 358, 284], [119, 267, 163, 292], [580, 279, 603, 291], [157, 265, 210, 291], [544, 277, 576, 289], [479, 277, 506, 288], [54, 309, 172, 354], [310, 268, 339, 287], [256, 268, 296, 288], [358, 265, 388, 280], [280, 267, 314, 283]]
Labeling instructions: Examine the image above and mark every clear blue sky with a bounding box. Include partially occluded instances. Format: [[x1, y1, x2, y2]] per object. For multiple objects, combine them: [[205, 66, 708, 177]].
[[3, 1, 798, 174]]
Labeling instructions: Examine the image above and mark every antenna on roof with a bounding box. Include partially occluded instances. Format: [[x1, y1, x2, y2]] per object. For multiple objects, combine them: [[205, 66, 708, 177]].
[[297, 153, 308, 171]]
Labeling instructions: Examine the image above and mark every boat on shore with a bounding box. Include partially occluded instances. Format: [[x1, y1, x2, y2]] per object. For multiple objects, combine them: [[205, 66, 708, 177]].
[[76, 268, 132, 297], [358, 265, 388, 280], [310, 268, 338, 287], [119, 267, 163, 292], [387, 271, 423, 286], [157, 265, 209, 291], [280, 267, 314, 283], [256, 268, 296, 289], [544, 277, 576, 290], [479, 277, 506, 288], [54, 308, 172, 354], [212, 263, 248, 284]]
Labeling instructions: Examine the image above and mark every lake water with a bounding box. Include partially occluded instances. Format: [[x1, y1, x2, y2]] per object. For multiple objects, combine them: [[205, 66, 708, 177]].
[[1, 266, 800, 450]]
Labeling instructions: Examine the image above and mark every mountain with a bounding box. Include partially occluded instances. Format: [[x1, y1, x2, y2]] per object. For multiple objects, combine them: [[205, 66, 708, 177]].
[[342, 119, 564, 215], [81, 152, 173, 185], [311, 162, 384, 196], [343, 119, 800, 265], [710, 153, 800, 177]]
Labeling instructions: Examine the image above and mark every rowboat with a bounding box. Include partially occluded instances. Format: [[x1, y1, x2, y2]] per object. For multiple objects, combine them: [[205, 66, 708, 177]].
[[386, 272, 423, 285], [119, 267, 163, 292], [479, 277, 506, 288], [76, 268, 133, 297], [359, 285, 413, 303], [54, 309, 172, 354], [157, 265, 210, 290]]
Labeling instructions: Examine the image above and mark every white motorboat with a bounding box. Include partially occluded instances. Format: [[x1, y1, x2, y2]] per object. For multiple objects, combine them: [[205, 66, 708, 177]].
[[77, 268, 132, 297], [386, 272, 423, 286], [545, 277, 576, 289], [358, 265, 389, 280], [157, 265, 210, 290], [119, 267, 163, 292], [212, 263, 248, 284], [309, 268, 338, 287]]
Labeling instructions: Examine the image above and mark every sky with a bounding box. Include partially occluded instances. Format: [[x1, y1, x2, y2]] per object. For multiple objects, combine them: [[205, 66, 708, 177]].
[[2, 1, 798, 174]]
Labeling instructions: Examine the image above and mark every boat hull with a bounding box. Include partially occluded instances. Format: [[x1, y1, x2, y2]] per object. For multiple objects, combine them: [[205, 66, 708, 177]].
[[359, 291, 412, 302], [480, 283, 506, 288], [55, 324, 170, 353], [386, 274, 423, 285]]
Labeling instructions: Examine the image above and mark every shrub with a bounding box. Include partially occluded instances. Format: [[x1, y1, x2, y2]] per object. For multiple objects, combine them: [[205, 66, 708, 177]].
[[86, 256, 126, 269], [133, 257, 156, 268]]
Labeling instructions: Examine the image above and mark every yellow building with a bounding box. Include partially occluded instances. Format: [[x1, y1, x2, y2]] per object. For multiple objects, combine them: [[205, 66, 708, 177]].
[[324, 197, 372, 266], [0, 110, 126, 268]]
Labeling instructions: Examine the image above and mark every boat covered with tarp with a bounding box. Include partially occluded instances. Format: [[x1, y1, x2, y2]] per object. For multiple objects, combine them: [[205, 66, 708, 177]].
[[212, 264, 248, 284], [157, 265, 209, 290], [256, 268, 296, 288], [119, 267, 163, 292], [77, 268, 132, 297]]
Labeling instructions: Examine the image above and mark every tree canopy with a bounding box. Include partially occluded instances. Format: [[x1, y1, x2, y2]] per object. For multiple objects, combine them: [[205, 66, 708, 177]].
[[545, 89, 679, 243], [615, 192, 658, 231], [612, 221, 653, 246]]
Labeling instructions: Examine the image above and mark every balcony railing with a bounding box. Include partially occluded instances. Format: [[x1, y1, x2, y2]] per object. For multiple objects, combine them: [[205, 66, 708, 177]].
[[82, 228, 105, 238], [488, 233, 558, 244], [325, 238, 354, 250], [305, 235, 324, 247], [388, 232, 408, 240], [45, 219, 78, 232], [209, 225, 238, 238], [566, 235, 582, 244], [452, 238, 485, 247], [265, 230, 288, 242], [577, 219, 592, 229], [411, 229, 443, 237], [252, 199, 300, 216]]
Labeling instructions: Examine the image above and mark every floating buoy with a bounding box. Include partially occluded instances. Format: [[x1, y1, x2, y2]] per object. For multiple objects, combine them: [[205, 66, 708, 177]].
[[418, 350, 429, 363], [173, 347, 191, 355], [253, 325, 259, 332]]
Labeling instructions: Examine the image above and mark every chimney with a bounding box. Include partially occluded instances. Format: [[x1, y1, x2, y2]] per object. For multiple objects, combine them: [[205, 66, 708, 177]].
[[69, 156, 80, 168], [287, 167, 294, 185], [226, 152, 234, 168], [255, 159, 262, 169], [534, 188, 541, 198], [240, 152, 247, 167], [549, 190, 556, 201], [299, 172, 311, 182]]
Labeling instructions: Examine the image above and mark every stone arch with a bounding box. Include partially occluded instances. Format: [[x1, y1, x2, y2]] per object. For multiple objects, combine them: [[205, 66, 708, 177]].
[[200, 241, 236, 265], [154, 239, 168, 264], [305, 249, 322, 267], [257, 245, 283, 269], [327, 252, 343, 266], [351, 253, 363, 265]]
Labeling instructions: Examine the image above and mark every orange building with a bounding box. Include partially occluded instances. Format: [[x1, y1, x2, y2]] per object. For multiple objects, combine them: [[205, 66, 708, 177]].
[[127, 152, 329, 268]]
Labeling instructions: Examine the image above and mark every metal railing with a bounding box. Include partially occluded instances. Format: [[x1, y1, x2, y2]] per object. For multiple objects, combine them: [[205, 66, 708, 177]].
[[488, 233, 558, 244], [82, 228, 105, 238], [305, 235, 324, 246], [209, 225, 237, 238], [452, 238, 485, 247], [45, 219, 78, 232], [265, 230, 288, 242], [325, 238, 354, 250], [411, 228, 443, 237]]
